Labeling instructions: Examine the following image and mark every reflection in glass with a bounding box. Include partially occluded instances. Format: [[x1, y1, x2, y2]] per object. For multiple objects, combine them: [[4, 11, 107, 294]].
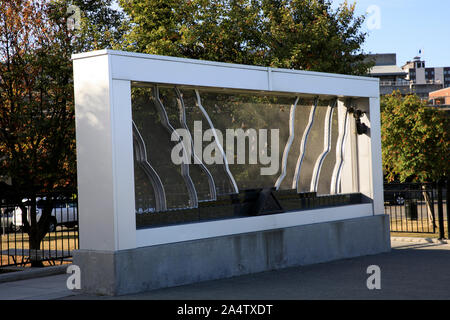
[[159, 87, 216, 201], [132, 86, 193, 210], [195, 89, 239, 194], [181, 89, 238, 195], [132, 121, 166, 212]]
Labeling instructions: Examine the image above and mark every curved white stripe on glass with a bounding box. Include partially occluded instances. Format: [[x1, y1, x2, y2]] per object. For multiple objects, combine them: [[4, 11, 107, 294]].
[[274, 97, 300, 190], [330, 102, 350, 194], [195, 89, 239, 194], [175, 87, 217, 201], [291, 98, 318, 190], [132, 121, 167, 212], [154, 86, 199, 208], [310, 99, 337, 193]]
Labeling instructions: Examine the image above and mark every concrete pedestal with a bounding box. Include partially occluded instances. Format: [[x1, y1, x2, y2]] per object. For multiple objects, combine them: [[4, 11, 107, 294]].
[[74, 214, 390, 296]]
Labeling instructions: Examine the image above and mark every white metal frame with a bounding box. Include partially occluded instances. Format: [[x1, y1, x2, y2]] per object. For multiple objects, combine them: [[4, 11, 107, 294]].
[[73, 49, 382, 251]]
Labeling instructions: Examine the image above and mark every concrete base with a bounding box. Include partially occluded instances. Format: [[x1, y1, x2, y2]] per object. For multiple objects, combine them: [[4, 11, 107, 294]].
[[73, 214, 390, 296]]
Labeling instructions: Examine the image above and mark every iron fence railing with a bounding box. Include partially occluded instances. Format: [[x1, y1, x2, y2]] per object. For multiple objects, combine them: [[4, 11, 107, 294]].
[[384, 180, 449, 238], [0, 192, 78, 267]]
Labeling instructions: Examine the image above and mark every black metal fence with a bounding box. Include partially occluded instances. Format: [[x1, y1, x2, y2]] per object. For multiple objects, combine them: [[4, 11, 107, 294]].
[[0, 192, 78, 267], [384, 180, 449, 239]]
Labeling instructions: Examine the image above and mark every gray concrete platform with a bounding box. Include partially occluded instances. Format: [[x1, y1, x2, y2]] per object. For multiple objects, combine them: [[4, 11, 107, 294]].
[[63, 239, 450, 300], [1, 239, 449, 300]]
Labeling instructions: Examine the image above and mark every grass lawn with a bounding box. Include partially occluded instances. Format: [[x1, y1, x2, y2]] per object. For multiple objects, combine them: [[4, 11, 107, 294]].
[[390, 218, 449, 239]]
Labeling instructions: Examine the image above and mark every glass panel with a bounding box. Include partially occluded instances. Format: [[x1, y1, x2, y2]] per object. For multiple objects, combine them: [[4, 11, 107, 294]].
[[192, 90, 294, 191], [131, 86, 191, 210], [132, 82, 346, 225], [296, 100, 329, 193]]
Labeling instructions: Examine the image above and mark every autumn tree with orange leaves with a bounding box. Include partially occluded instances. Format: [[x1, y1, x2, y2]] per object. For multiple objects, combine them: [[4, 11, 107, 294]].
[[0, 0, 123, 265]]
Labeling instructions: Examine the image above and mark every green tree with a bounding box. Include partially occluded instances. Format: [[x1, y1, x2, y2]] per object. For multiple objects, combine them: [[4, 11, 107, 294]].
[[0, 0, 123, 266], [381, 92, 449, 227], [381, 92, 449, 183], [120, 0, 373, 75], [68, 0, 126, 50]]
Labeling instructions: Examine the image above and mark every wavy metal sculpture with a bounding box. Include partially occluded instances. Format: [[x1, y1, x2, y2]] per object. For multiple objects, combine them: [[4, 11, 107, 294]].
[[274, 97, 300, 190], [174, 87, 217, 201], [195, 89, 239, 194], [132, 121, 167, 212], [330, 101, 350, 194], [291, 98, 319, 191], [310, 99, 337, 193], [153, 85, 199, 208]]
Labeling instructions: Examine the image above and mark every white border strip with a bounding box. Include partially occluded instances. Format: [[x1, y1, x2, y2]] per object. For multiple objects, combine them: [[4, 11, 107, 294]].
[[136, 203, 373, 247]]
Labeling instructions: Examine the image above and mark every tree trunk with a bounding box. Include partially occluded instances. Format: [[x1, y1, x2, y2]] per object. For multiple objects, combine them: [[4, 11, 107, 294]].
[[422, 186, 436, 229], [29, 231, 44, 267], [28, 195, 44, 267]]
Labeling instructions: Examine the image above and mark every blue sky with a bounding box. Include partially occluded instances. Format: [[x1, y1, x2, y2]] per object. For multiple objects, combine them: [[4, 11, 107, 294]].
[[331, 0, 449, 67]]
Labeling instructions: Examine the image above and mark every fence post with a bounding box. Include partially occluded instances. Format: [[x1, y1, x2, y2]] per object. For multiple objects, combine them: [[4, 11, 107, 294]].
[[437, 179, 445, 240]]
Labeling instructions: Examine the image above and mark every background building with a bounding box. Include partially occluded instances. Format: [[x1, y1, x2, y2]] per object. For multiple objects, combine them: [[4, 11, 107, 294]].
[[369, 54, 449, 99], [368, 53, 409, 95], [429, 87, 450, 107]]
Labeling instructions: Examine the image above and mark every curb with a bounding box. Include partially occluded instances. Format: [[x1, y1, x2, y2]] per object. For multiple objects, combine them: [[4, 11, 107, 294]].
[[0, 264, 68, 284], [391, 236, 448, 244]]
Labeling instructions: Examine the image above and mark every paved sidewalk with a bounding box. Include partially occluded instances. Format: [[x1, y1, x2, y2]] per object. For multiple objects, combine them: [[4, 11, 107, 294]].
[[0, 274, 72, 300], [1, 238, 449, 300]]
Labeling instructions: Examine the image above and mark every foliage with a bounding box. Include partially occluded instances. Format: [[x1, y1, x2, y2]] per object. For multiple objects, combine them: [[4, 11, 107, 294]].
[[381, 92, 450, 183], [120, 0, 373, 75], [67, 0, 126, 50], [0, 0, 123, 263], [0, 0, 124, 195]]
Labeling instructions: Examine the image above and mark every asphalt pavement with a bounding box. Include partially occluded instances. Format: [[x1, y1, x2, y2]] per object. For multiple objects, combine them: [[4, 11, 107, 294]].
[[0, 238, 449, 300]]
